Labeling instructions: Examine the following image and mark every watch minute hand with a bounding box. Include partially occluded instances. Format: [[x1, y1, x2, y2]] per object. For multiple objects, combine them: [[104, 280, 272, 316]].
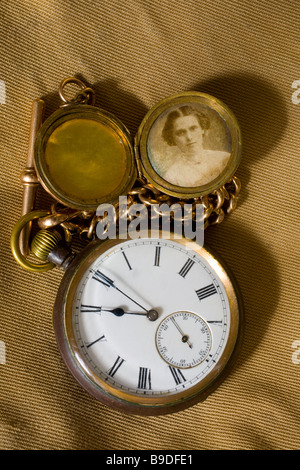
[[92, 270, 148, 313]]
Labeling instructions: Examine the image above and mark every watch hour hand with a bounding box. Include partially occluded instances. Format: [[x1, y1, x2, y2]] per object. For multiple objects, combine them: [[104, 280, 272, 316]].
[[81, 306, 158, 321], [80, 306, 146, 317], [80, 306, 143, 316], [102, 308, 147, 317], [103, 308, 159, 321]]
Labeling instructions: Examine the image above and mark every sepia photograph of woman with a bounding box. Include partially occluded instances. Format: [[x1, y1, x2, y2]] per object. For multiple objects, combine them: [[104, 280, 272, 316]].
[[152, 105, 231, 188]]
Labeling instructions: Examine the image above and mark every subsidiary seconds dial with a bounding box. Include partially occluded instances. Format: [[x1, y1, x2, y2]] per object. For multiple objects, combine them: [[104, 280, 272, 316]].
[[156, 311, 212, 368]]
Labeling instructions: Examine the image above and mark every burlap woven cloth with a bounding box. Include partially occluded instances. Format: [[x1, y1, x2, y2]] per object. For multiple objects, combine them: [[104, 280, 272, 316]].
[[0, 0, 299, 450]]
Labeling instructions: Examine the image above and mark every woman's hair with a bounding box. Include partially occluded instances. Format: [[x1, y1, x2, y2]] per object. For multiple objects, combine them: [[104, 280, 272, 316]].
[[162, 105, 210, 146]]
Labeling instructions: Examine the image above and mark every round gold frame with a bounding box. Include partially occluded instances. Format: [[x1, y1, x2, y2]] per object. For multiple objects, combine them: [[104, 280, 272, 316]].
[[34, 104, 137, 211], [135, 91, 242, 198], [53, 234, 243, 415]]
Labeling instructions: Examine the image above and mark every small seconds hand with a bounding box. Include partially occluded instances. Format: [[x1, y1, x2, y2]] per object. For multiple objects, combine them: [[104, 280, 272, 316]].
[[171, 317, 193, 349]]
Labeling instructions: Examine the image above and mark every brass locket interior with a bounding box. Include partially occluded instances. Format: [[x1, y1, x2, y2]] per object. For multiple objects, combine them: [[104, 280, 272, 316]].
[[34, 79, 137, 211], [34, 78, 242, 210]]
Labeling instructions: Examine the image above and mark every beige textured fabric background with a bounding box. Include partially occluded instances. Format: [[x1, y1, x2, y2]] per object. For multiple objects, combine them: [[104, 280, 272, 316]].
[[1, 0, 300, 450]]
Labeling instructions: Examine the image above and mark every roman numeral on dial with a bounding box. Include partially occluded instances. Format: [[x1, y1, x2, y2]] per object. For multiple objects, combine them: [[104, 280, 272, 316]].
[[206, 354, 213, 363], [108, 356, 125, 377], [195, 283, 217, 301], [121, 250, 132, 270], [92, 270, 114, 288], [80, 305, 102, 313], [169, 366, 186, 385], [178, 258, 195, 278], [138, 367, 152, 389], [154, 246, 161, 267], [86, 335, 105, 348]]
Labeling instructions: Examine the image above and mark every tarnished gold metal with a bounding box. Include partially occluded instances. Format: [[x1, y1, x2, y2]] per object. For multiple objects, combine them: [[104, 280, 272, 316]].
[[38, 204, 85, 230], [126, 176, 241, 230], [10, 210, 55, 272], [27, 175, 241, 242], [12, 78, 242, 273], [11, 172, 241, 273], [58, 77, 95, 106], [20, 99, 45, 256], [31, 229, 62, 261], [34, 84, 137, 211]]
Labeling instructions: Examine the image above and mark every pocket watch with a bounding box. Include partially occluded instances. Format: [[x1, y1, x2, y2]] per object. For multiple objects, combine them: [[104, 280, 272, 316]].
[[51, 233, 242, 415], [11, 77, 243, 415]]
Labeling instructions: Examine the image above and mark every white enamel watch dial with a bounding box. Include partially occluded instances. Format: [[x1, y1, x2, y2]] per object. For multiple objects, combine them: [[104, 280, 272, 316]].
[[53, 235, 241, 415]]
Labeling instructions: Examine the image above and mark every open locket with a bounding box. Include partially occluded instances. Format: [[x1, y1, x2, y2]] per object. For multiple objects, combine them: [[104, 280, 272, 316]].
[[34, 77, 242, 211]]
